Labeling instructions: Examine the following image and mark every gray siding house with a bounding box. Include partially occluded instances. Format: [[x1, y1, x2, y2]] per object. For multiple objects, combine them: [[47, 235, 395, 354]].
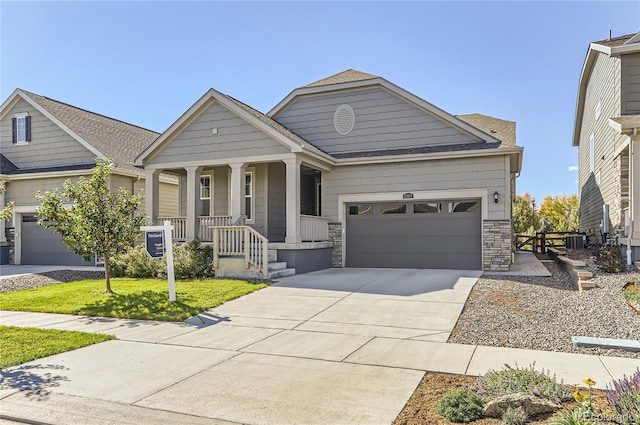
[[0, 89, 178, 265], [136, 70, 523, 277], [573, 32, 640, 259]]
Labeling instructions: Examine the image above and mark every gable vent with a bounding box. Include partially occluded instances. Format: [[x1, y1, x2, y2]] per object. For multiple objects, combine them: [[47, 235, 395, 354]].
[[334, 104, 355, 135]]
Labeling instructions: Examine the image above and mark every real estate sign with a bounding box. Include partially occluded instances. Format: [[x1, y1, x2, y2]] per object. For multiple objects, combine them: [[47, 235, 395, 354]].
[[140, 221, 176, 302], [145, 231, 165, 259]]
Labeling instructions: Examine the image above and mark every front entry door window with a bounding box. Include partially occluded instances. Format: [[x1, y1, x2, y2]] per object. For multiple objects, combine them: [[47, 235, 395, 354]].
[[200, 175, 212, 216]]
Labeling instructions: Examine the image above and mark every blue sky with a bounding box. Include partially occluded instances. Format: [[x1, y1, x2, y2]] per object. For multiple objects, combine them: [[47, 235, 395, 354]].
[[2, 1, 639, 205]]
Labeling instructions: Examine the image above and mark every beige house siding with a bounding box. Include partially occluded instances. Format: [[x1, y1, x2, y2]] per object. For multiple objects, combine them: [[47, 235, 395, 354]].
[[323, 155, 509, 222], [578, 52, 622, 235], [5, 176, 81, 206], [622, 52, 640, 114], [1, 98, 96, 170], [147, 101, 290, 165], [273, 87, 480, 155]]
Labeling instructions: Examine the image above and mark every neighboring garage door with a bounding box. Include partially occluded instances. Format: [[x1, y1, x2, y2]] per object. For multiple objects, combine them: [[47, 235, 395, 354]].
[[346, 200, 481, 270], [21, 215, 91, 266]]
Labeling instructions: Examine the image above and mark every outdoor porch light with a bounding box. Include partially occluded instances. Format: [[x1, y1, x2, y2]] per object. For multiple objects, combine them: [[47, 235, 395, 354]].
[[493, 191, 499, 203]]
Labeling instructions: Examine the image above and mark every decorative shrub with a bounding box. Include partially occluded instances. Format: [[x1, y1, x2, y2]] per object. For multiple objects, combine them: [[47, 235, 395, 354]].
[[436, 388, 485, 423], [501, 406, 528, 425], [158, 240, 214, 280], [595, 246, 625, 273], [110, 244, 159, 278], [549, 410, 598, 425], [606, 368, 640, 425], [476, 363, 571, 404]]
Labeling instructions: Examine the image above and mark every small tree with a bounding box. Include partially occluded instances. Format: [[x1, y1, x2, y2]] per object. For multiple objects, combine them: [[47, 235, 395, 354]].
[[37, 158, 145, 293], [538, 194, 579, 232], [0, 180, 14, 222], [512, 193, 540, 235]]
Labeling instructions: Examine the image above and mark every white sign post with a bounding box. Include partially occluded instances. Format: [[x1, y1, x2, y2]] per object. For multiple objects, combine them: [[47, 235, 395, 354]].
[[141, 220, 176, 302]]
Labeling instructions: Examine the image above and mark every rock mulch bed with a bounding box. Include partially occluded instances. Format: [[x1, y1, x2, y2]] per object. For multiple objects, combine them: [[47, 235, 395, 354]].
[[0, 270, 105, 294], [449, 252, 640, 359]]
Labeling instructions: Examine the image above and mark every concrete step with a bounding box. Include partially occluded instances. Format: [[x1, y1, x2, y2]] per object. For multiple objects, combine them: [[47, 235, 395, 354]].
[[267, 249, 278, 263], [268, 268, 296, 279], [268, 261, 288, 271]]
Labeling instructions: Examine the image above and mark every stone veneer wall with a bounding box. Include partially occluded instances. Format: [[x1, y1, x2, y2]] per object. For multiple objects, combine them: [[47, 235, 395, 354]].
[[328, 222, 342, 267], [483, 219, 511, 271]]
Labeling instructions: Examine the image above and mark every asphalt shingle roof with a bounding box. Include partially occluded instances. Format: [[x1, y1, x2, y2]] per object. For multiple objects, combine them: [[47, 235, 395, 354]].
[[21, 90, 160, 173], [592, 32, 639, 48], [456, 113, 516, 146], [304, 69, 379, 87]]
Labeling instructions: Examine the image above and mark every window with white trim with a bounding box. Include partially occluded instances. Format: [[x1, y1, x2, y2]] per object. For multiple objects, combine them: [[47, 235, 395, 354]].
[[200, 175, 213, 216], [245, 171, 254, 222], [589, 133, 595, 173], [12, 113, 31, 143]]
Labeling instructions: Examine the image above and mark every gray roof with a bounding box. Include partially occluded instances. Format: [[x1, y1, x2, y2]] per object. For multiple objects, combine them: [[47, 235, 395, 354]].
[[456, 113, 516, 146], [305, 69, 379, 87], [0, 154, 18, 174], [592, 32, 638, 48], [21, 90, 160, 173], [610, 115, 640, 127], [332, 141, 503, 159]]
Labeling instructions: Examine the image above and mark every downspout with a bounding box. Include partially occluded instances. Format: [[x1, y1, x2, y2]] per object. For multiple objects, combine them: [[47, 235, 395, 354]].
[[628, 127, 637, 265]]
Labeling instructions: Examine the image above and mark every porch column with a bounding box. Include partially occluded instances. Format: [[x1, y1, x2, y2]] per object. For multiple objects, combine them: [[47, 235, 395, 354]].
[[284, 158, 302, 244], [144, 169, 160, 224], [0, 185, 6, 243], [229, 162, 247, 219], [185, 166, 203, 241]]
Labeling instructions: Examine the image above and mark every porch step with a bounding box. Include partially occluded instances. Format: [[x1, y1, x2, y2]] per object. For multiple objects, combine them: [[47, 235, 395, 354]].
[[268, 268, 296, 279], [268, 261, 288, 271], [268, 249, 278, 263]]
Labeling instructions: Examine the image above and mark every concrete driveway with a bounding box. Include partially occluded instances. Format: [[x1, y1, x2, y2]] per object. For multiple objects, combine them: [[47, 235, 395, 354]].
[[1, 268, 482, 425]]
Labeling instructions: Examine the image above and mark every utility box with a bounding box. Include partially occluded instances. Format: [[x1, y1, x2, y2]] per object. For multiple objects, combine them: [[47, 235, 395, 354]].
[[566, 235, 584, 250]]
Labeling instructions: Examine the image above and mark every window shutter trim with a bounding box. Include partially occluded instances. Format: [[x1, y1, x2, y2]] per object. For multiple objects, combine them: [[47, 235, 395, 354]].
[[25, 115, 31, 141], [11, 117, 17, 143]]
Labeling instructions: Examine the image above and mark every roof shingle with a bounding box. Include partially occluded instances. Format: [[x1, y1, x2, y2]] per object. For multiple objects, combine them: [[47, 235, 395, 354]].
[[304, 69, 379, 87], [456, 113, 516, 146]]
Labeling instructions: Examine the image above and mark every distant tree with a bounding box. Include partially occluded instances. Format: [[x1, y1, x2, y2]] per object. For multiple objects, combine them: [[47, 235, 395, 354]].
[[538, 194, 579, 232], [512, 193, 540, 235], [0, 180, 13, 222], [36, 158, 145, 293]]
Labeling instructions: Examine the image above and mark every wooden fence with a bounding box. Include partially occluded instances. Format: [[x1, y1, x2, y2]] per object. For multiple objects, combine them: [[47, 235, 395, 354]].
[[515, 232, 585, 254]]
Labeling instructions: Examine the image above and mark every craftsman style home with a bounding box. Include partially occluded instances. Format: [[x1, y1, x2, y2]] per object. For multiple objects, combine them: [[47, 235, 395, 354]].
[[573, 32, 640, 259], [135, 70, 523, 278], [0, 89, 178, 265]]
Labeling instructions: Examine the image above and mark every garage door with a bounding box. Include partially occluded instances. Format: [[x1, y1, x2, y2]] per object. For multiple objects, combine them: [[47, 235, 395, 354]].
[[346, 200, 481, 270], [21, 215, 92, 266]]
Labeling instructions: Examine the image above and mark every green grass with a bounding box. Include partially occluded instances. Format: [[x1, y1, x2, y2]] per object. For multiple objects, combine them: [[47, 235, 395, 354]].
[[0, 278, 267, 321], [624, 288, 640, 306], [0, 325, 114, 368]]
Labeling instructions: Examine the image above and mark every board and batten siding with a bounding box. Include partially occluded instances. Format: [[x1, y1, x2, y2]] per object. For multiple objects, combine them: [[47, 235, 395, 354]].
[[323, 156, 509, 222], [273, 87, 480, 155], [622, 52, 640, 115], [578, 52, 622, 234], [1, 98, 97, 170], [147, 101, 290, 166]]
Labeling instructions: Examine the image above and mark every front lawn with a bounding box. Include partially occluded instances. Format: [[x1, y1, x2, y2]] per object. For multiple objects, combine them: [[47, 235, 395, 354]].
[[0, 325, 113, 368], [0, 278, 266, 321]]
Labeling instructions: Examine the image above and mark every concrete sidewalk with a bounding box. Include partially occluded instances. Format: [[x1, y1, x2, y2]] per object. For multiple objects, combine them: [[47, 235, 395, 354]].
[[1, 268, 638, 424]]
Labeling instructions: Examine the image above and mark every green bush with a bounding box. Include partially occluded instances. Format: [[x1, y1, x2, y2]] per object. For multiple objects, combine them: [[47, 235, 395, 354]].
[[159, 240, 214, 280], [476, 363, 571, 404], [501, 406, 528, 425], [549, 410, 599, 425], [110, 244, 159, 278], [595, 246, 625, 273], [436, 388, 485, 423]]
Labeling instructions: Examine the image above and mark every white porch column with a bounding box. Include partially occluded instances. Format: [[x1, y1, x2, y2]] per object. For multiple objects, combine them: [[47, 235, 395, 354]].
[[0, 186, 6, 243], [284, 158, 302, 244], [144, 169, 161, 225], [631, 134, 640, 240], [185, 166, 203, 241], [229, 162, 247, 219]]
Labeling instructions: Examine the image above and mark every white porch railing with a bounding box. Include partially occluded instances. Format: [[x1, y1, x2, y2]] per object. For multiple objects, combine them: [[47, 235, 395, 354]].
[[198, 216, 233, 241], [212, 226, 269, 277], [300, 215, 330, 241], [156, 217, 187, 241]]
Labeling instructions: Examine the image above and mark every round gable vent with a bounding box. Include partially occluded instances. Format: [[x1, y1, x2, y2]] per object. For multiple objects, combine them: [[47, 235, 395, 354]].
[[334, 104, 355, 135]]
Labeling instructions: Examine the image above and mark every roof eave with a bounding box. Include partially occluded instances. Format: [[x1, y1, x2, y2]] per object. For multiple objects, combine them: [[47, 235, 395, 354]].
[[572, 46, 601, 146]]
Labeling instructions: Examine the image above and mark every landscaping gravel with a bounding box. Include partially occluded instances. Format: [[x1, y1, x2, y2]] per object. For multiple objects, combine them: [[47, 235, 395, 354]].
[[449, 251, 640, 359], [0, 270, 105, 293]]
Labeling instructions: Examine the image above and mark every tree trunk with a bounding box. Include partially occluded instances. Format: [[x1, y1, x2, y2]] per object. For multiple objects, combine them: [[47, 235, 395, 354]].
[[104, 253, 113, 293]]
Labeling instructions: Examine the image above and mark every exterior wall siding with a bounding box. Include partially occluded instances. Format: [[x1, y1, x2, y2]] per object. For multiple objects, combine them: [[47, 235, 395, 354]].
[[5, 177, 81, 206], [147, 101, 290, 165], [323, 155, 509, 222], [578, 53, 622, 237], [1, 98, 96, 169], [273, 87, 479, 155], [622, 53, 640, 114]]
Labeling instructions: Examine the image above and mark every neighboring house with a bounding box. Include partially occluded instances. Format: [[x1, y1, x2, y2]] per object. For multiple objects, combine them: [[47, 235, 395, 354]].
[[135, 69, 522, 277], [0, 89, 178, 265], [573, 31, 640, 258]]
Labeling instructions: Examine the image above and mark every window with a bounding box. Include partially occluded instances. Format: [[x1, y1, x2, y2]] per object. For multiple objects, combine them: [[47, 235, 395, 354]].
[[12, 114, 31, 143], [450, 201, 479, 213], [414, 203, 441, 213], [595, 100, 601, 120], [200, 175, 212, 216], [380, 203, 406, 214], [589, 133, 595, 173], [245, 171, 253, 221], [349, 204, 374, 215]]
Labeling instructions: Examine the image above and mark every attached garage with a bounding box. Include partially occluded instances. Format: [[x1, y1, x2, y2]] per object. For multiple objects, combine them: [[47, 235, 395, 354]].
[[20, 215, 92, 266], [345, 199, 481, 270]]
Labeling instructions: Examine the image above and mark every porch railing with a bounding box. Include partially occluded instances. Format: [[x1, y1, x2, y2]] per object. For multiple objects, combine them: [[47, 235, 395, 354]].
[[156, 217, 187, 241], [300, 215, 330, 241], [198, 216, 233, 241], [212, 226, 269, 277]]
